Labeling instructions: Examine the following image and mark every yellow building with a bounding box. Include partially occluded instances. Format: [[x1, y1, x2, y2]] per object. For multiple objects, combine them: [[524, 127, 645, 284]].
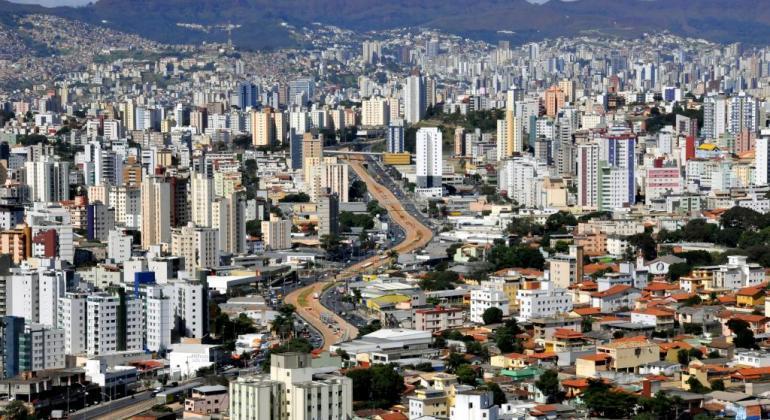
[[407, 388, 449, 418], [737, 285, 765, 308], [596, 336, 660, 372], [366, 294, 411, 313], [383, 152, 411, 165], [490, 353, 527, 370]]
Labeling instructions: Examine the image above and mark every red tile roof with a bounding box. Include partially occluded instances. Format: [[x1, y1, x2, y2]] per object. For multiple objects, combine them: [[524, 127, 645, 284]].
[[591, 284, 633, 298]]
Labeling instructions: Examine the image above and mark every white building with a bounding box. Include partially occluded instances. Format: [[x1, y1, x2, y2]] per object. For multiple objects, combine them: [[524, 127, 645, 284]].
[[416, 127, 443, 195], [756, 135, 770, 186], [229, 352, 352, 420], [450, 390, 499, 420], [404, 72, 425, 124], [107, 229, 133, 263], [146, 286, 172, 353], [171, 223, 220, 274], [169, 343, 221, 379], [517, 283, 573, 321], [25, 157, 70, 203], [85, 292, 144, 356], [58, 292, 87, 356], [172, 280, 208, 339], [470, 288, 510, 324]]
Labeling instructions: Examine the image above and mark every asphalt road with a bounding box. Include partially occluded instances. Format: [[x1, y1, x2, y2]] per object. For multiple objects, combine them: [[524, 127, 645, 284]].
[[69, 391, 153, 420]]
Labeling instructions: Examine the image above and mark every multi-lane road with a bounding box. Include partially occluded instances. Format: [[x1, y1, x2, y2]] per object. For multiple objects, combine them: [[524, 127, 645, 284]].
[[285, 156, 434, 350]]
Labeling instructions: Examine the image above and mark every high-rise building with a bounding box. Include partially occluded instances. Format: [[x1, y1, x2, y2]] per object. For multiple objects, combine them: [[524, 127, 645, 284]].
[[140, 176, 171, 249], [229, 353, 352, 420], [58, 292, 87, 356], [545, 85, 566, 117], [171, 223, 219, 274], [261, 215, 292, 250], [251, 107, 275, 147], [404, 70, 426, 124], [191, 172, 214, 227], [172, 280, 208, 339], [212, 192, 246, 255], [308, 157, 349, 203], [301, 132, 323, 177], [756, 136, 770, 185], [145, 285, 172, 353], [25, 158, 70, 203], [361, 97, 389, 126], [416, 127, 442, 189], [317, 192, 339, 238], [453, 127, 465, 157], [577, 143, 600, 208], [387, 120, 405, 154], [83, 291, 144, 356]]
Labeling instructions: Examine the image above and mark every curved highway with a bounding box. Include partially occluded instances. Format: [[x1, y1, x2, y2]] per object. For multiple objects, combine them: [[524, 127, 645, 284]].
[[285, 156, 434, 350]]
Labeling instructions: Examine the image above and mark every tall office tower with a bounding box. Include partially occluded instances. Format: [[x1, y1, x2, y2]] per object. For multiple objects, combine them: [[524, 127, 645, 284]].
[[703, 94, 728, 140], [728, 92, 759, 136], [289, 131, 303, 170], [123, 99, 136, 131], [191, 172, 214, 227], [86, 201, 115, 242], [261, 215, 292, 250], [110, 185, 141, 229], [545, 85, 566, 117], [140, 176, 171, 249], [329, 108, 345, 131], [25, 158, 70, 203], [577, 143, 600, 208], [145, 285, 172, 353], [404, 70, 426, 124], [317, 192, 339, 238], [558, 79, 576, 103], [756, 136, 770, 185], [3, 320, 65, 376], [238, 82, 258, 109], [212, 192, 246, 255], [454, 127, 465, 157], [190, 108, 207, 133], [84, 291, 143, 356], [416, 127, 442, 188], [289, 78, 313, 105], [361, 97, 389, 126], [251, 107, 275, 147], [171, 223, 219, 274], [387, 120, 405, 153], [58, 292, 87, 356]]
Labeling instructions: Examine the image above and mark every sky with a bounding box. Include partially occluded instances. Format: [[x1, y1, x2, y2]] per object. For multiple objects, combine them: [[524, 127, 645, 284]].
[[8, 0, 92, 7]]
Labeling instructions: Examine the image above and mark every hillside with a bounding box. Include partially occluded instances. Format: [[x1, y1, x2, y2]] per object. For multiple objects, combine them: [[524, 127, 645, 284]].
[[2, 0, 770, 49]]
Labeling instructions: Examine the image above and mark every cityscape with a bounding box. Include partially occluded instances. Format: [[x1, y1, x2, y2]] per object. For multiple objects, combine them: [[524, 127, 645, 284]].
[[3, 1, 770, 419]]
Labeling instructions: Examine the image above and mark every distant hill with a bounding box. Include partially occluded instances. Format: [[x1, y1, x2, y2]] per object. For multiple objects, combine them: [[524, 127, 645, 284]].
[[2, 0, 770, 50]]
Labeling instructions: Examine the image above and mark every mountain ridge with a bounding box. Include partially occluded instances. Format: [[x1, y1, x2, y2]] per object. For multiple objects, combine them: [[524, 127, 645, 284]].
[[1, 0, 768, 50]]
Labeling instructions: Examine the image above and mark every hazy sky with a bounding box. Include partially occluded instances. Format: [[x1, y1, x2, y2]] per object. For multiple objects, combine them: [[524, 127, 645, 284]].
[[8, 0, 558, 7], [8, 0, 92, 7]]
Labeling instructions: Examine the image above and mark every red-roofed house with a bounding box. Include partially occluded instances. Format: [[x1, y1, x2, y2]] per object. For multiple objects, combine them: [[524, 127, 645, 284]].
[[630, 308, 676, 329], [590, 285, 641, 313]]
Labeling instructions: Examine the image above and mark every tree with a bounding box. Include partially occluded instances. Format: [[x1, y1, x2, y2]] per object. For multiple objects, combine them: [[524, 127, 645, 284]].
[[456, 364, 477, 385], [487, 241, 544, 270], [279, 192, 310, 202], [535, 369, 562, 403], [636, 392, 685, 420], [727, 318, 759, 349], [482, 307, 503, 325], [446, 352, 467, 372], [2, 400, 30, 420], [721, 206, 766, 230], [346, 364, 405, 409], [481, 382, 507, 405], [544, 211, 577, 234], [668, 262, 692, 281], [357, 320, 382, 338], [687, 376, 709, 393], [349, 180, 368, 201], [710, 379, 725, 391], [419, 270, 459, 291], [414, 362, 434, 372], [629, 232, 658, 260], [582, 378, 638, 418]]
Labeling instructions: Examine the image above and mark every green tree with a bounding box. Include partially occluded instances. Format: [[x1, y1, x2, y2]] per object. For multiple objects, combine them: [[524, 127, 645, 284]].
[[456, 364, 477, 385], [446, 352, 467, 372], [582, 378, 638, 418], [2, 400, 30, 420], [668, 262, 692, 281], [535, 369, 563, 403], [279, 192, 310, 202], [710, 379, 725, 391], [349, 180, 368, 201], [629, 232, 658, 260], [687, 376, 709, 393], [727, 318, 759, 349], [544, 211, 577, 234], [346, 364, 405, 409], [482, 307, 503, 325], [481, 382, 507, 405]]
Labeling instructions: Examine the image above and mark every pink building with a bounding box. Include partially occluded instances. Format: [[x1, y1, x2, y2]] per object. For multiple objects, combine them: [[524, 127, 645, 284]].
[[645, 167, 682, 204], [184, 385, 228, 416]]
